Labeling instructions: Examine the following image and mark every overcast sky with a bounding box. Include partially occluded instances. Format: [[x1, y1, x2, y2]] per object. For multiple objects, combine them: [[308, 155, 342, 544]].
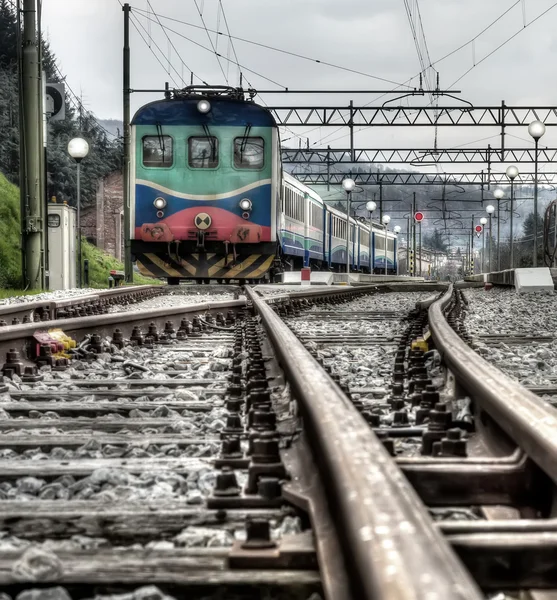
[[41, 0, 557, 239]]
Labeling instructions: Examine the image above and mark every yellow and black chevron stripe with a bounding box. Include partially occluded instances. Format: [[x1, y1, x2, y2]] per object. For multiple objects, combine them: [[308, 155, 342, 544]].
[[137, 253, 275, 280]]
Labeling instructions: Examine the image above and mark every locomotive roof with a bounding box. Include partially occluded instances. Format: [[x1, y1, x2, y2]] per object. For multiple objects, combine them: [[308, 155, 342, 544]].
[[131, 96, 277, 127]]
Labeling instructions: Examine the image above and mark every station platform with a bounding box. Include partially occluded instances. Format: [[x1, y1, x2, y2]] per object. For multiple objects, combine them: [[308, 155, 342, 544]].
[[277, 271, 426, 285], [464, 267, 556, 293]]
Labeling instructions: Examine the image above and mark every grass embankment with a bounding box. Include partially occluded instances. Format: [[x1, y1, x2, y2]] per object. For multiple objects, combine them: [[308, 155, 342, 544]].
[[0, 171, 158, 295], [82, 239, 157, 287], [0, 174, 23, 289]]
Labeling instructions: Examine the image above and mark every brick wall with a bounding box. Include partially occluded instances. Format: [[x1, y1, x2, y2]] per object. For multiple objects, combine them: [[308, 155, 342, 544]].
[[79, 171, 123, 260]]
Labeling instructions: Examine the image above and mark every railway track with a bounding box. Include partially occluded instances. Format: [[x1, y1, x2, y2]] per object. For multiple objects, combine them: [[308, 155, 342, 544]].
[[0, 286, 165, 325], [1, 282, 557, 599]]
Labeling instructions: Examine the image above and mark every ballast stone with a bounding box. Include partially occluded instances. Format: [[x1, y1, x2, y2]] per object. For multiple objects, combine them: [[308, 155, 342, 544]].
[[514, 267, 554, 294]]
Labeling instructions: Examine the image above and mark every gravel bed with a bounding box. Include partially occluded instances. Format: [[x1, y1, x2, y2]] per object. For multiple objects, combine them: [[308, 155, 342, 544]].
[[289, 291, 434, 391], [0, 439, 220, 461], [254, 285, 310, 296], [5, 585, 321, 600], [0, 288, 99, 306], [462, 288, 557, 393], [109, 286, 241, 313], [0, 405, 231, 435], [0, 515, 302, 553], [462, 287, 557, 336], [307, 291, 433, 314], [0, 312, 317, 597], [286, 291, 441, 453], [3, 344, 234, 387], [0, 464, 239, 504], [473, 340, 557, 392]]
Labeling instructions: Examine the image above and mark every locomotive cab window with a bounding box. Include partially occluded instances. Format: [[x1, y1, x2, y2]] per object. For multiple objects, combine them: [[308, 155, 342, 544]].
[[234, 137, 264, 169], [142, 135, 173, 167], [188, 137, 219, 168]]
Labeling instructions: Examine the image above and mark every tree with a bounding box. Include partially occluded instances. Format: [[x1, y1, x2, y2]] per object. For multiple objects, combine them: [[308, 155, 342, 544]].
[[0, 1, 122, 207], [522, 212, 543, 238], [514, 212, 544, 268], [423, 228, 448, 252]]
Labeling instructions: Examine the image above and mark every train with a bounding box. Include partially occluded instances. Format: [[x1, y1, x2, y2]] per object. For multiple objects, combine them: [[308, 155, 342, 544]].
[[130, 86, 398, 283]]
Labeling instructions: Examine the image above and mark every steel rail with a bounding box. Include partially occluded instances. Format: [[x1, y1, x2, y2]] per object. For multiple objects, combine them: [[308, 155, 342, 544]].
[[0, 285, 164, 322], [0, 299, 246, 359], [245, 286, 481, 600], [429, 285, 557, 485], [0, 283, 429, 358]]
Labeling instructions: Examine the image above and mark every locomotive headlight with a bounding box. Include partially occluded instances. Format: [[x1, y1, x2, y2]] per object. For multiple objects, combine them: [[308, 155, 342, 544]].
[[239, 198, 252, 211], [153, 197, 167, 209], [197, 99, 211, 114]]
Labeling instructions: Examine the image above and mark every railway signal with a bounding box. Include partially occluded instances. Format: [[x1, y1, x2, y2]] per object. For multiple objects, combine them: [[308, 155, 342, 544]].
[[414, 212, 424, 222], [475, 224, 483, 238]]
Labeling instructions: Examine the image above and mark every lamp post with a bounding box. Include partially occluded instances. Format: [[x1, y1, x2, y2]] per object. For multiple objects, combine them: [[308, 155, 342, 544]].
[[505, 165, 519, 269], [486, 205, 495, 271], [382, 215, 391, 275], [342, 178, 355, 275], [393, 225, 401, 275], [528, 120, 546, 267], [366, 200, 376, 272], [493, 188, 504, 271], [68, 137, 90, 288], [480, 217, 488, 273]]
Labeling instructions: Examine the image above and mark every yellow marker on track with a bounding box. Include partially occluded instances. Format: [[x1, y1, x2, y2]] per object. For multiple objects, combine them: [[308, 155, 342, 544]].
[[48, 329, 76, 357]]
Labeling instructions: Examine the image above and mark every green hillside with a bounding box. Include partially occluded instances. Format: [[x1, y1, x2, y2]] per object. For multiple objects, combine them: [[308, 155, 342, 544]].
[[82, 239, 156, 288], [0, 172, 22, 288]]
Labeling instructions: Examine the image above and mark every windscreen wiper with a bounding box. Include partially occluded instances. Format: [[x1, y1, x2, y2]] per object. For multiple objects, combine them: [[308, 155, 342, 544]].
[[155, 122, 166, 161], [202, 123, 216, 162], [238, 124, 252, 163]]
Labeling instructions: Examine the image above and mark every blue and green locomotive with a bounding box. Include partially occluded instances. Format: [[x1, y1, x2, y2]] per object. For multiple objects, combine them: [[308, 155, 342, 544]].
[[130, 86, 397, 282]]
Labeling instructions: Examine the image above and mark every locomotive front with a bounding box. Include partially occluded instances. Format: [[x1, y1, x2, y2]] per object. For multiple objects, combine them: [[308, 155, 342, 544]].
[[130, 88, 280, 282]]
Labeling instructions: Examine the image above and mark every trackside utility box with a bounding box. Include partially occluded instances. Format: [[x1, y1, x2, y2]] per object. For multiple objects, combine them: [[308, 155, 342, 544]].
[[48, 202, 76, 290]]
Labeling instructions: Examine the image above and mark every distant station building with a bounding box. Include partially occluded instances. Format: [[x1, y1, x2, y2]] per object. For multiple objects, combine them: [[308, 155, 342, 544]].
[[81, 170, 123, 260]]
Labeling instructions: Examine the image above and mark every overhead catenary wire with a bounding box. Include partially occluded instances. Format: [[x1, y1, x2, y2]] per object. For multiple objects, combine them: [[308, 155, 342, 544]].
[[133, 9, 286, 88], [117, 0, 206, 88], [132, 6, 413, 89], [447, 1, 557, 88], [192, 0, 228, 84], [146, 0, 204, 86], [299, 2, 557, 150], [402, 0, 440, 153], [430, 0, 522, 68], [132, 4, 423, 145], [218, 0, 242, 86], [128, 11, 181, 87]]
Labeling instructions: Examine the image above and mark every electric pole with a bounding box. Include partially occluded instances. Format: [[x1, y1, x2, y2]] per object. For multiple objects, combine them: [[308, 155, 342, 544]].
[[123, 3, 133, 283], [20, 0, 46, 289]]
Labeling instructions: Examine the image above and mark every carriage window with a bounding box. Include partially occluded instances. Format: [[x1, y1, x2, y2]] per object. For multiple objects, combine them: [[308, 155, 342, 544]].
[[188, 137, 219, 168], [310, 203, 323, 229], [234, 137, 264, 169], [142, 136, 173, 167]]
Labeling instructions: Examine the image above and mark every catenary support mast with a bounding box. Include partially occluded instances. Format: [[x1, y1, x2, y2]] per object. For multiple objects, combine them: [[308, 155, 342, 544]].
[[123, 3, 132, 282], [20, 0, 46, 289]]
